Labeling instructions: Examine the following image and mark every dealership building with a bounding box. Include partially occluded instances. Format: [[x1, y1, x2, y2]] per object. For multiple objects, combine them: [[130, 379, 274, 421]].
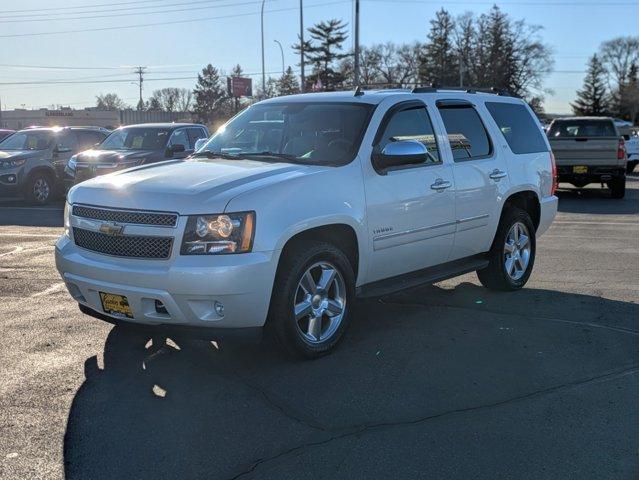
[[0, 107, 194, 130]]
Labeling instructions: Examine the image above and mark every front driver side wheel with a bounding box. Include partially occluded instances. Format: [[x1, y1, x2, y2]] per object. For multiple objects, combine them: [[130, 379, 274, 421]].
[[267, 241, 355, 359]]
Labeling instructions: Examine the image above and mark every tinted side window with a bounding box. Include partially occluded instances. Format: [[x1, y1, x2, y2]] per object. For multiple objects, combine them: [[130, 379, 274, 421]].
[[438, 106, 491, 161], [76, 131, 106, 150], [168, 129, 189, 148], [57, 131, 78, 151], [187, 128, 207, 148], [485, 102, 548, 154], [378, 107, 440, 163]]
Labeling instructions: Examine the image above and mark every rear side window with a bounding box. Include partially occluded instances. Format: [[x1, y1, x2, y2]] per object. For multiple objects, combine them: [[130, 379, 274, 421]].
[[187, 127, 207, 148], [548, 119, 617, 138], [76, 130, 107, 150], [438, 106, 491, 161], [485, 102, 548, 154]]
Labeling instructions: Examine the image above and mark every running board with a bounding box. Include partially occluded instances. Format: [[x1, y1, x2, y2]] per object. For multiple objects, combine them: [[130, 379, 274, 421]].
[[356, 254, 489, 298]]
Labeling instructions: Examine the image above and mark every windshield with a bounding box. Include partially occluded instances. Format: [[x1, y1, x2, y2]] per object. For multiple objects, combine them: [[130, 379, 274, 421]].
[[197, 102, 374, 165], [548, 120, 617, 138], [0, 130, 53, 151], [99, 127, 171, 151]]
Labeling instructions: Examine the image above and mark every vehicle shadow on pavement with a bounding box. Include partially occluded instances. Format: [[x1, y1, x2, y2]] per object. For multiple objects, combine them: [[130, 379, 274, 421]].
[[0, 199, 64, 227], [63, 283, 639, 479]]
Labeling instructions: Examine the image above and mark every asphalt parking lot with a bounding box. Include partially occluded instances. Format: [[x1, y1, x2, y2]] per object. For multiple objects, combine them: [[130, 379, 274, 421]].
[[1, 178, 638, 480]]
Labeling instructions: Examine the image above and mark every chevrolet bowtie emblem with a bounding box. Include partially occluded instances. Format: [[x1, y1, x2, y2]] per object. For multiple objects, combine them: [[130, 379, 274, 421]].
[[99, 222, 124, 236]]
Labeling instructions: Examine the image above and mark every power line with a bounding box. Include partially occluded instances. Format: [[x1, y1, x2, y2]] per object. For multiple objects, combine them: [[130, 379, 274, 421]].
[[0, 0, 271, 24], [0, 1, 350, 38], [0, 70, 298, 86], [0, 0, 255, 18], [0, 0, 194, 14]]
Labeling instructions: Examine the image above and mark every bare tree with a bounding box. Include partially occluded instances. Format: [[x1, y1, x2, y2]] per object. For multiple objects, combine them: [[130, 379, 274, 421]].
[[147, 88, 193, 112], [95, 93, 127, 110]]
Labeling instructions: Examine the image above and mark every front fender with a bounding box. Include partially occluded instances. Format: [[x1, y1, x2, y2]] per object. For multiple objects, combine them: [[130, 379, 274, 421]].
[[224, 160, 369, 284]]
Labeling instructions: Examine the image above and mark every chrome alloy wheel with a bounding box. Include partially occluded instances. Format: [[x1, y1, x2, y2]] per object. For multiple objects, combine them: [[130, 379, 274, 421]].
[[33, 177, 51, 202], [503, 221, 531, 281], [293, 261, 346, 344]]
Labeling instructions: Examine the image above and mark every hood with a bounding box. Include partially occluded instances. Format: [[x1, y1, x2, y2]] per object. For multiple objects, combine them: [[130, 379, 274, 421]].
[[75, 149, 160, 164], [67, 158, 325, 214], [0, 150, 46, 161]]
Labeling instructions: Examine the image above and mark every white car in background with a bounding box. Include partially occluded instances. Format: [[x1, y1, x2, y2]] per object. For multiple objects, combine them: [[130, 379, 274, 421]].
[[56, 88, 557, 358], [624, 133, 639, 173]]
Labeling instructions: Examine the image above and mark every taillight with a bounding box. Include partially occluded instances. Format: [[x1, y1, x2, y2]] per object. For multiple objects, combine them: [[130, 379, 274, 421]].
[[550, 151, 558, 196], [618, 138, 626, 160]]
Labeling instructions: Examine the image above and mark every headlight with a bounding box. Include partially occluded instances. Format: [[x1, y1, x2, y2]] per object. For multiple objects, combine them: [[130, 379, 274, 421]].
[[0, 158, 27, 169], [63, 202, 71, 237], [180, 211, 255, 255]]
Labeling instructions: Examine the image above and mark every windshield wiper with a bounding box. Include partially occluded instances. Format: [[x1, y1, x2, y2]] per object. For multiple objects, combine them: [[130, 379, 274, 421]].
[[191, 151, 244, 160], [239, 151, 300, 162]]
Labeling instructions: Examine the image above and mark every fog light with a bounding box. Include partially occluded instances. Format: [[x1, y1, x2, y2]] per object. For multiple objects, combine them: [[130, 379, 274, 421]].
[[214, 301, 225, 317], [154, 300, 168, 315], [7, 175, 16, 183]]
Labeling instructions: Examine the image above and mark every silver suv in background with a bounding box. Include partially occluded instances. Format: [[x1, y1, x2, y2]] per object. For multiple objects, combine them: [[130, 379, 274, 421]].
[[0, 126, 109, 204]]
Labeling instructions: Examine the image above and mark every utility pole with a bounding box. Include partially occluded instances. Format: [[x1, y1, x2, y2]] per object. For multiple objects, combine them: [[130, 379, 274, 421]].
[[134, 66, 146, 109], [261, 0, 266, 98], [299, 0, 305, 93], [353, 0, 360, 87]]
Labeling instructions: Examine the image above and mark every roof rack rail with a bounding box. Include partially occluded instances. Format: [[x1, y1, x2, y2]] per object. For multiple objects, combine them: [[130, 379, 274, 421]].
[[411, 85, 515, 97]]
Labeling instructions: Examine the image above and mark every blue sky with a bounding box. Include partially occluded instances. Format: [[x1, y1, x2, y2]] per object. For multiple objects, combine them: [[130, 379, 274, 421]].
[[0, 0, 633, 113]]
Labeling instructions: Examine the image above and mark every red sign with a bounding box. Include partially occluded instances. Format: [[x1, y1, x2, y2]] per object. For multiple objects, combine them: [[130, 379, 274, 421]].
[[227, 77, 253, 98]]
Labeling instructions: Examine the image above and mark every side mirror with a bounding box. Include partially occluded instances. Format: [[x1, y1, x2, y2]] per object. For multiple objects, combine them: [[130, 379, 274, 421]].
[[194, 138, 208, 151], [166, 144, 186, 158], [54, 145, 72, 155], [373, 140, 428, 173]]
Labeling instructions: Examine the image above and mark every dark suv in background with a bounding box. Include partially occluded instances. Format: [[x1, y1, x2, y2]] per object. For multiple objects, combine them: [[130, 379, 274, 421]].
[[65, 123, 209, 186], [0, 126, 109, 204]]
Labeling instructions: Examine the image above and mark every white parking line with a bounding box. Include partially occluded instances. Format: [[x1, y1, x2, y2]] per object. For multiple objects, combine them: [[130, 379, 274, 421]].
[[0, 246, 24, 257], [31, 282, 65, 298], [0, 233, 60, 238], [553, 221, 639, 226]]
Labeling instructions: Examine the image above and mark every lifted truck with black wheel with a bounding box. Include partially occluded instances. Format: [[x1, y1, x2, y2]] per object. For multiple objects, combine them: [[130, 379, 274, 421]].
[[548, 117, 627, 199]]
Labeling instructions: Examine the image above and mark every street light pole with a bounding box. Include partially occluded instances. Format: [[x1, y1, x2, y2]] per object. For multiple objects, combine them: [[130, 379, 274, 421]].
[[261, 0, 266, 97], [353, 0, 360, 86], [299, 0, 305, 93], [274, 40, 285, 75]]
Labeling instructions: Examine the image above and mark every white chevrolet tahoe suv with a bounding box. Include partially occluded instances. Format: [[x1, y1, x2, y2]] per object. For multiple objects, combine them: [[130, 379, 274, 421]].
[[55, 89, 558, 358]]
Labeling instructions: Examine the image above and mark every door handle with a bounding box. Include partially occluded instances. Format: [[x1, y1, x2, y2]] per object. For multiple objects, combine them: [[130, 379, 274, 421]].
[[430, 179, 452, 192], [489, 169, 507, 180]]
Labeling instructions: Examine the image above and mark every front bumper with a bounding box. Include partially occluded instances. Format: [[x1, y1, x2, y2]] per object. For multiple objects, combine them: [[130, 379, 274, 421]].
[[0, 166, 24, 196], [55, 234, 280, 330]]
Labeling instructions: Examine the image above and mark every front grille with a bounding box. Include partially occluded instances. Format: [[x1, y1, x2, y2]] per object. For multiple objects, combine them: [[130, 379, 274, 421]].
[[72, 205, 178, 227], [73, 227, 173, 259]]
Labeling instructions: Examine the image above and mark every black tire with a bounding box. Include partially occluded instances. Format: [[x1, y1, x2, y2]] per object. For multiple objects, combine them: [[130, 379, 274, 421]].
[[609, 176, 626, 199], [477, 207, 536, 291], [626, 161, 638, 174], [24, 171, 55, 205], [266, 240, 355, 359]]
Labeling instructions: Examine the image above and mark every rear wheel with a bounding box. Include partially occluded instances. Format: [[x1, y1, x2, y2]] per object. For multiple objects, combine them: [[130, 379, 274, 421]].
[[477, 207, 536, 291], [25, 171, 54, 205], [267, 241, 354, 359], [609, 176, 626, 199], [627, 161, 638, 174]]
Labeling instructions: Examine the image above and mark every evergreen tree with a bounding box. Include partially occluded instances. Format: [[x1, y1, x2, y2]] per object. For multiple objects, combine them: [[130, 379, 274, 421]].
[[419, 9, 457, 86], [571, 54, 610, 116], [276, 66, 300, 96], [193, 64, 226, 124], [294, 19, 349, 90]]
